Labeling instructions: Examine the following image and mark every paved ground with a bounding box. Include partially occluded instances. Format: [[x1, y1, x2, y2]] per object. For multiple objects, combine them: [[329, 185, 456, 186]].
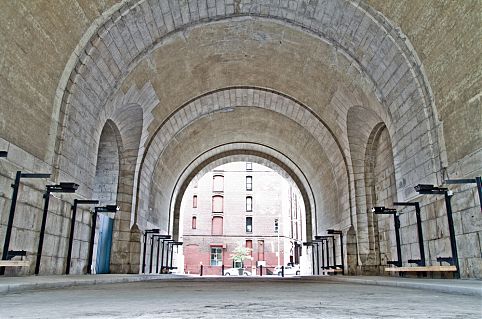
[[0, 278, 480, 318]]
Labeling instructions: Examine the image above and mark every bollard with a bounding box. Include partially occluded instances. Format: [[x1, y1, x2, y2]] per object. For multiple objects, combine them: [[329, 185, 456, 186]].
[[200, 264, 203, 276], [281, 266, 284, 277], [222, 264, 224, 276], [260, 265, 263, 276]]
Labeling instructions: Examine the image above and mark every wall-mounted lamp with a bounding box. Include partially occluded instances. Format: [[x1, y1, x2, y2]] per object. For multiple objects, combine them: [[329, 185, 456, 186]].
[[444, 177, 482, 213], [1, 171, 51, 275], [142, 229, 160, 273], [35, 182, 79, 275], [370, 206, 402, 267], [327, 229, 344, 273], [415, 183, 460, 278], [65, 199, 99, 275]]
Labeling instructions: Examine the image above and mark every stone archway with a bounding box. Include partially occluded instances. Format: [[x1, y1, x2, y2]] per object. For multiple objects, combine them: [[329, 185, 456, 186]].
[[54, 1, 444, 207], [137, 87, 350, 239], [49, 0, 448, 275], [169, 146, 317, 241]]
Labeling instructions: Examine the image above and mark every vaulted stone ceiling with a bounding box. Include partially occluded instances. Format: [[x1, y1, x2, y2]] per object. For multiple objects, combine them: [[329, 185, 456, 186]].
[[0, 0, 480, 277]]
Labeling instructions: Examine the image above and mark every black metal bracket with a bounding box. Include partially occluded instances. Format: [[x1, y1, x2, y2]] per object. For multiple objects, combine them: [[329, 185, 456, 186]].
[[408, 259, 424, 266], [387, 260, 402, 267], [6, 250, 26, 260], [437, 256, 454, 266]]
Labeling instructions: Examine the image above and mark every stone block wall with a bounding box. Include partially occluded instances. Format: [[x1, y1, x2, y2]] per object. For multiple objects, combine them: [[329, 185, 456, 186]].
[[0, 138, 94, 275]]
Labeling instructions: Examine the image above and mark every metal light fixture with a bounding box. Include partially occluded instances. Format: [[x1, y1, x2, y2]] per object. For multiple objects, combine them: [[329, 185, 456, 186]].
[[166, 241, 183, 273], [35, 182, 79, 275], [160, 239, 174, 274], [142, 229, 161, 273], [370, 206, 402, 267], [152, 234, 171, 273], [65, 199, 99, 275], [393, 202, 425, 266], [414, 183, 460, 278], [86, 205, 119, 274], [414, 184, 449, 195], [314, 236, 335, 271], [444, 177, 482, 213], [1, 171, 51, 275], [327, 229, 344, 274], [371, 206, 397, 214]]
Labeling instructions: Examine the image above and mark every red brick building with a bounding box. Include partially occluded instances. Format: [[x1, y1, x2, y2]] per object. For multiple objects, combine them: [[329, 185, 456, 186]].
[[180, 162, 306, 275]]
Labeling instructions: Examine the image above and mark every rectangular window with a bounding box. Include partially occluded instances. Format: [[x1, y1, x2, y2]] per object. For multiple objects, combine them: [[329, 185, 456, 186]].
[[246, 162, 252, 171], [246, 240, 253, 258], [213, 175, 224, 192], [210, 247, 223, 266], [246, 176, 252, 191], [274, 218, 279, 233], [246, 217, 252, 233], [258, 240, 264, 261], [192, 195, 197, 208], [212, 216, 223, 235], [246, 196, 252, 212], [192, 216, 197, 229], [212, 196, 223, 213]]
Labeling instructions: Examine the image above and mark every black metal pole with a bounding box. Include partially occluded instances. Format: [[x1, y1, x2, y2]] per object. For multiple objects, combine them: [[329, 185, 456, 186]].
[[87, 211, 97, 274], [65, 201, 78, 275], [476, 177, 482, 213], [142, 232, 148, 273], [35, 190, 51, 275], [0, 171, 21, 275], [340, 233, 344, 273], [325, 239, 330, 269], [156, 237, 161, 273], [394, 214, 402, 267], [321, 240, 325, 269], [200, 264, 203, 276], [332, 237, 336, 270], [315, 243, 319, 275], [166, 243, 171, 272], [444, 193, 460, 279], [414, 203, 426, 266], [160, 240, 165, 273], [149, 235, 154, 273], [311, 245, 315, 275], [170, 244, 174, 270]]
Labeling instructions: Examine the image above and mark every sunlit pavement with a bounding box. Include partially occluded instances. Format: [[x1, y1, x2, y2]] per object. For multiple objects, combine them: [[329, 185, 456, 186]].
[[0, 276, 481, 318]]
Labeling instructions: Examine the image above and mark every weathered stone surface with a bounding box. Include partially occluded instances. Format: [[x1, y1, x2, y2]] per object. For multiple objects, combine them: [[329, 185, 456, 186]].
[[0, 0, 480, 279]]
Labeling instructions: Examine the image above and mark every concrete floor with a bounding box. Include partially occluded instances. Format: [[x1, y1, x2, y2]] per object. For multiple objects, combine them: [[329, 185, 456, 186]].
[[0, 278, 480, 318]]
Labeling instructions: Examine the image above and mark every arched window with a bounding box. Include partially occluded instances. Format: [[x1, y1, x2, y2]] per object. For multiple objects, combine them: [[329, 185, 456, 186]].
[[212, 195, 223, 213], [212, 216, 223, 235], [192, 195, 197, 208], [191, 216, 197, 229], [246, 217, 253, 233], [213, 175, 224, 192], [246, 196, 253, 212], [246, 176, 252, 191]]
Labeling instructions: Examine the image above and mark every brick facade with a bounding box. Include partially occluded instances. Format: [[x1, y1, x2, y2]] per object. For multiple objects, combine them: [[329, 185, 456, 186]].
[[181, 162, 305, 275]]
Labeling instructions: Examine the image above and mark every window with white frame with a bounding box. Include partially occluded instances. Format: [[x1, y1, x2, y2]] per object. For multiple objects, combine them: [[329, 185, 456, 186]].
[[246, 176, 252, 191], [210, 247, 223, 266], [246, 196, 252, 212]]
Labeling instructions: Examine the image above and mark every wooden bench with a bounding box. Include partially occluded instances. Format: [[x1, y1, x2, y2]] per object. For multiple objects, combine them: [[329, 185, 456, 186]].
[[323, 268, 343, 273], [385, 265, 457, 272], [0, 260, 30, 267], [0, 250, 30, 268]]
